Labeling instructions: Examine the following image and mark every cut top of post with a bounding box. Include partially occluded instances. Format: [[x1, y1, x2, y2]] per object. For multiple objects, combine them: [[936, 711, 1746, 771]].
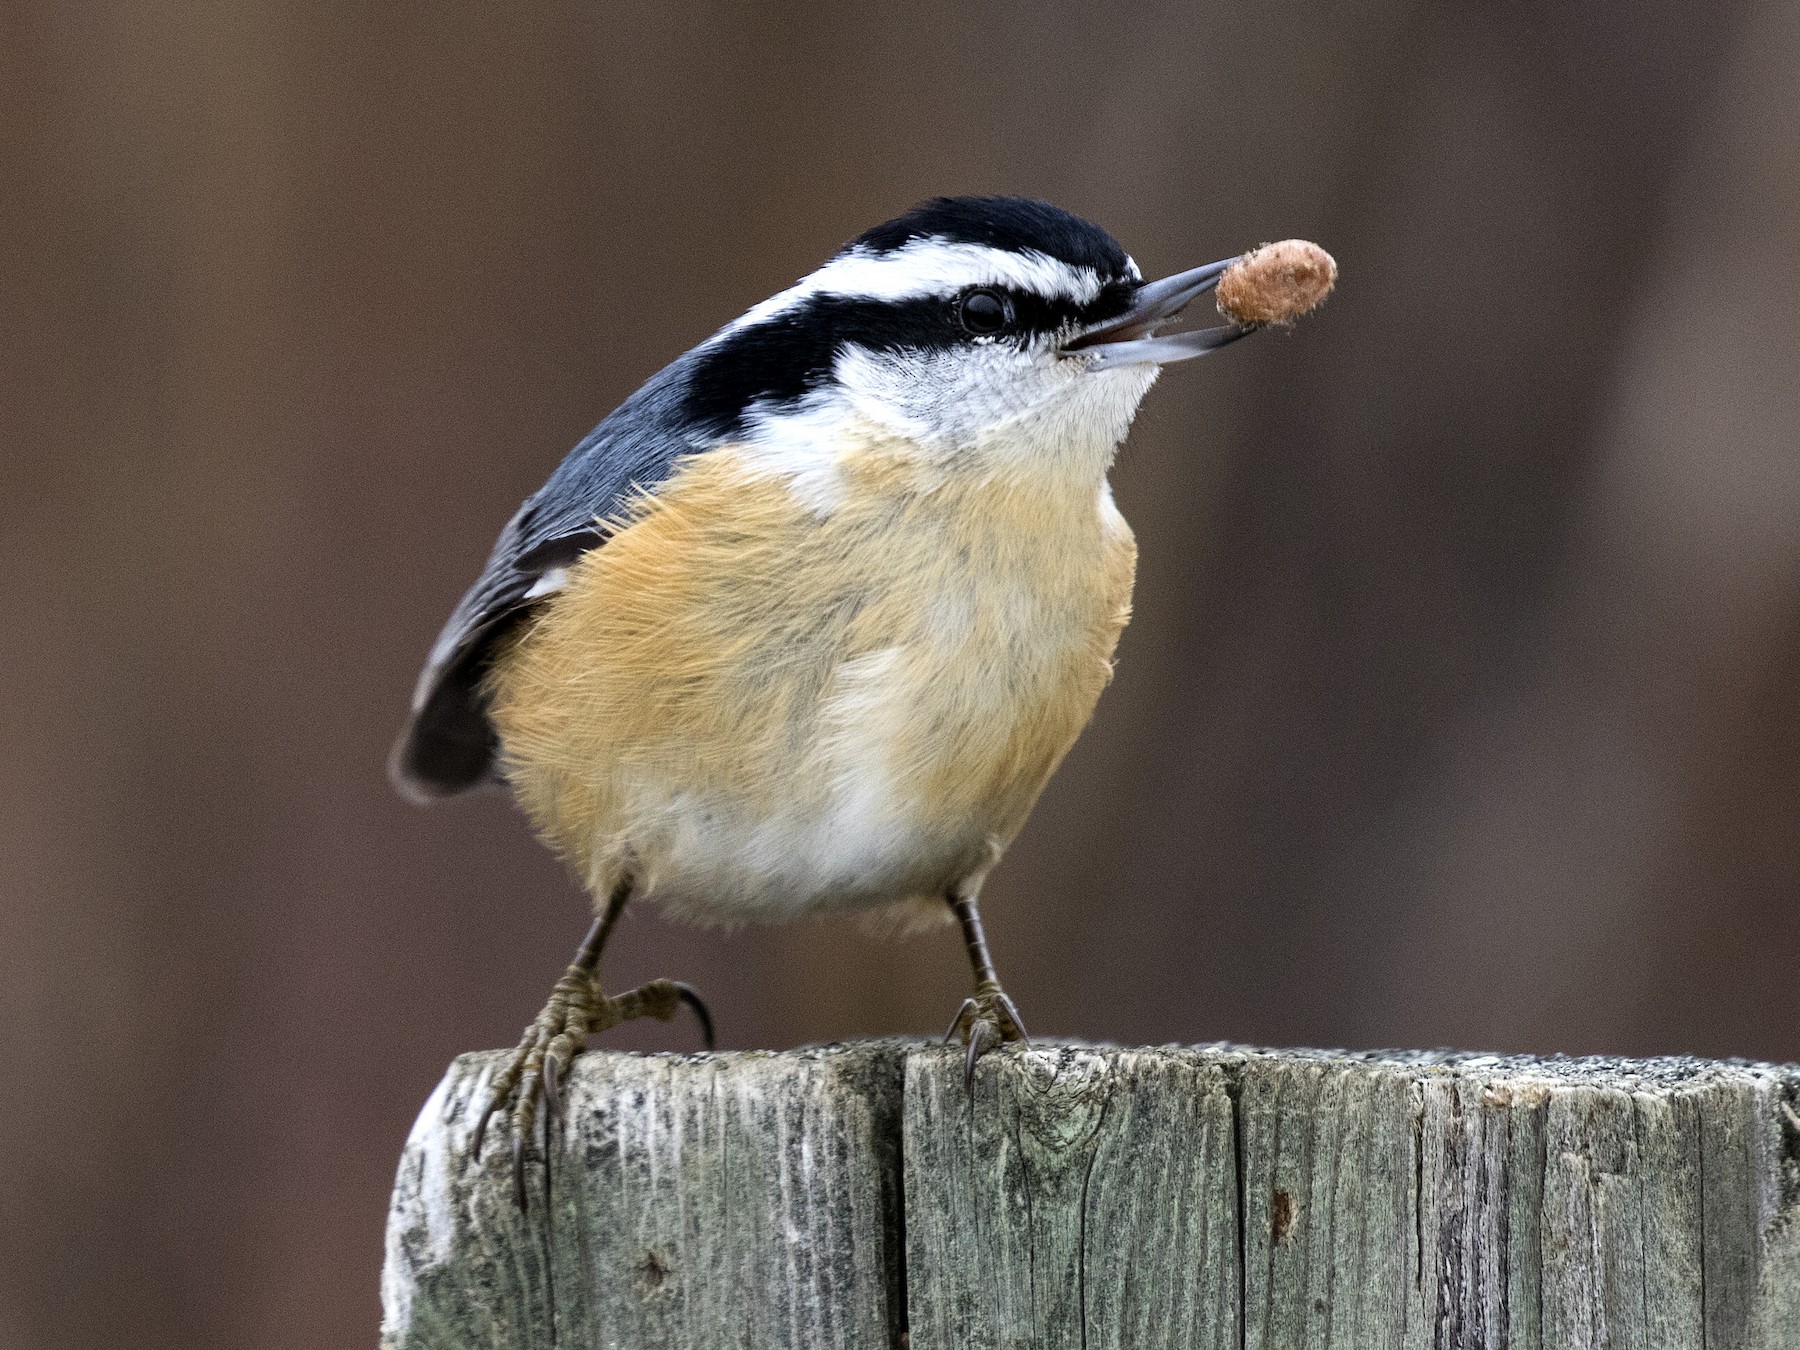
[[382, 1041, 1800, 1350]]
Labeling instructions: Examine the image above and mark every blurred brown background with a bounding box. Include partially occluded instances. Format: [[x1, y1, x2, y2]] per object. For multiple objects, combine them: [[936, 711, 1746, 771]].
[[5, 1, 1799, 1345]]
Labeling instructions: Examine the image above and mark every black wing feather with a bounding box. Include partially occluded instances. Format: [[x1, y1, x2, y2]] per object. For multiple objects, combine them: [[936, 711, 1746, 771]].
[[389, 357, 707, 801]]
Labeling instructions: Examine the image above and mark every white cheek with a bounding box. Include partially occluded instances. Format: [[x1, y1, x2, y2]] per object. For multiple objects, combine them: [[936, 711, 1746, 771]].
[[835, 344, 1054, 452], [830, 345, 944, 445], [726, 344, 1160, 510]]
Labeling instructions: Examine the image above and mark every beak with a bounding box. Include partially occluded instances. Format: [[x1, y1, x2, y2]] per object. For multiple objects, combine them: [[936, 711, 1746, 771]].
[[1063, 258, 1250, 368]]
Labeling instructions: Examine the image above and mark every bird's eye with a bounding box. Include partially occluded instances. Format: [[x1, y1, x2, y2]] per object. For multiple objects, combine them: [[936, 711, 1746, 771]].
[[957, 288, 1010, 336]]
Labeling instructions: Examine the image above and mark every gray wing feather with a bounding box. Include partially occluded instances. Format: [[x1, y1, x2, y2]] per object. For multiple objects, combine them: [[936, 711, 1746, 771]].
[[389, 359, 705, 801]]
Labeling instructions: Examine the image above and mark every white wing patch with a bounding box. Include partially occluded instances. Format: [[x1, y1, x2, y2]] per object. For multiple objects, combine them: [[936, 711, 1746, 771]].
[[522, 566, 570, 599]]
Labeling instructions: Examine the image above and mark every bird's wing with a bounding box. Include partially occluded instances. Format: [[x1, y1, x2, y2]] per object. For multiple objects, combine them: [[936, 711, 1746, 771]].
[[390, 366, 702, 802]]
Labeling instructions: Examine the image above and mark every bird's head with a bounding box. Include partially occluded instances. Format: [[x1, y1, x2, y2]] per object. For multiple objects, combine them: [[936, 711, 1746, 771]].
[[678, 196, 1252, 495]]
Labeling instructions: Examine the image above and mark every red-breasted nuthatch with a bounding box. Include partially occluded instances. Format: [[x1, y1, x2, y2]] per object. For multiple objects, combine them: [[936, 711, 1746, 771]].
[[391, 196, 1333, 1199]]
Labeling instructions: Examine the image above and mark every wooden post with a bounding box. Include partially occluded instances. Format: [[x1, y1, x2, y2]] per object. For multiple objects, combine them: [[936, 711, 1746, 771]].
[[381, 1041, 1800, 1349]]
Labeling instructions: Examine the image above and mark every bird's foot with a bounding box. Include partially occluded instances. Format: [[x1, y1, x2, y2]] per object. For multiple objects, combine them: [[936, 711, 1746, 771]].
[[944, 978, 1030, 1090], [472, 970, 713, 1210]]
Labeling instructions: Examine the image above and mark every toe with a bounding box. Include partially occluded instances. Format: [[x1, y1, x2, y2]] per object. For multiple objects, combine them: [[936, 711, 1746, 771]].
[[541, 1045, 567, 1121], [471, 1091, 505, 1162], [963, 1018, 1000, 1090], [476, 970, 707, 1208], [944, 997, 978, 1045], [993, 990, 1031, 1046], [671, 982, 716, 1050]]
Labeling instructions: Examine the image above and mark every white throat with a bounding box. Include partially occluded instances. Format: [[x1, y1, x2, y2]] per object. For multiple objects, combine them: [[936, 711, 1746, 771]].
[[732, 351, 1159, 514]]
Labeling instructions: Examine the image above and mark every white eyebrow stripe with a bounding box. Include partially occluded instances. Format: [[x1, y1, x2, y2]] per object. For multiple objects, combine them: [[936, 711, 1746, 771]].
[[719, 238, 1105, 336]]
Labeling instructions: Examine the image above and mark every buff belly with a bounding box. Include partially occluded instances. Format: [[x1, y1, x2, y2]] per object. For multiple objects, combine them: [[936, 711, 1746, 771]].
[[483, 436, 1137, 923]]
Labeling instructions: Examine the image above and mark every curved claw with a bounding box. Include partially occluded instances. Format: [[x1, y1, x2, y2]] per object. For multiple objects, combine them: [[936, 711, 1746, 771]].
[[471, 1097, 499, 1162], [542, 1051, 564, 1122], [483, 969, 710, 1212], [472, 1034, 534, 1163], [945, 997, 978, 1045], [964, 1019, 1000, 1090], [993, 990, 1031, 1046], [673, 982, 716, 1051]]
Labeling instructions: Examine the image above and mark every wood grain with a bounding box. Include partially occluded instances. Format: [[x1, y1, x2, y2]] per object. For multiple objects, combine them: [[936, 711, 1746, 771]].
[[382, 1043, 1800, 1348], [903, 1045, 1240, 1350], [381, 1041, 906, 1349]]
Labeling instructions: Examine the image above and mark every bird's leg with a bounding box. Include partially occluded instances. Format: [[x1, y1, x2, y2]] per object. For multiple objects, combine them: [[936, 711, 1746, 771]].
[[942, 888, 1030, 1089], [470, 875, 714, 1210]]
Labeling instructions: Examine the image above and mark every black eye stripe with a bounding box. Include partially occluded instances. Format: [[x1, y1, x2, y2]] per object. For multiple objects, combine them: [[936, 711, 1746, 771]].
[[682, 295, 948, 438], [680, 280, 1144, 439], [1003, 281, 1138, 334]]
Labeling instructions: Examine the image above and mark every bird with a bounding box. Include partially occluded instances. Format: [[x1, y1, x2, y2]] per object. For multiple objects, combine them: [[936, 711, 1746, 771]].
[[391, 195, 1330, 1202]]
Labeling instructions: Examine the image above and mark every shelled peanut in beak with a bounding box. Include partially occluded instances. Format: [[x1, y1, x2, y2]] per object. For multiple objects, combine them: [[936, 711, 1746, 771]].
[[1215, 240, 1337, 327]]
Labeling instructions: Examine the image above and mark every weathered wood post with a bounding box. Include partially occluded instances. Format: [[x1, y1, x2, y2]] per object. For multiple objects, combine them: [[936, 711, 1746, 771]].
[[381, 1041, 1800, 1348]]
